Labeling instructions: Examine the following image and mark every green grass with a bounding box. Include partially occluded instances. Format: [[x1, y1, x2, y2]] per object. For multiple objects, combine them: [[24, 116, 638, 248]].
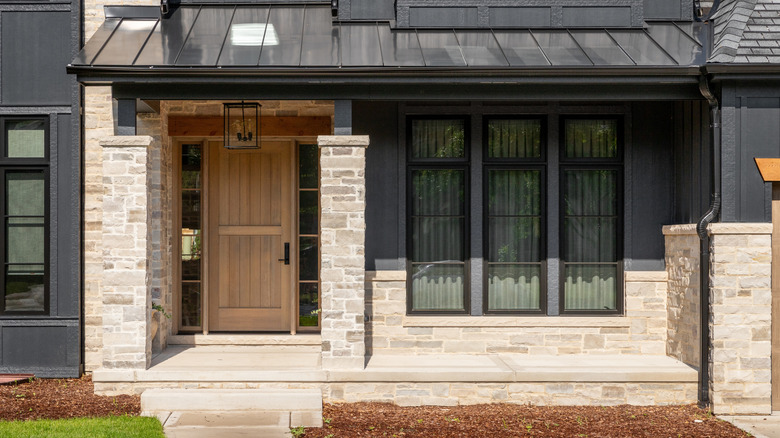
[[0, 415, 164, 438]]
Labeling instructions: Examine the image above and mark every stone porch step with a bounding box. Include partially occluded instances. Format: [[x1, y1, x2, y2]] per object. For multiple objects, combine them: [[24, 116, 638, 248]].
[[168, 334, 321, 348], [142, 389, 323, 428]]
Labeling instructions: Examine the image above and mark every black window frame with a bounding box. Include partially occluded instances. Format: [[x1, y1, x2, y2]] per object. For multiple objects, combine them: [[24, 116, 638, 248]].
[[404, 113, 626, 317], [482, 115, 548, 315], [0, 116, 50, 317], [406, 115, 471, 315], [559, 115, 624, 315]]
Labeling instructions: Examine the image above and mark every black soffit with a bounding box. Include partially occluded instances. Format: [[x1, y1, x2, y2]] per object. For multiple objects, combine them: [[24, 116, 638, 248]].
[[70, 5, 708, 75]]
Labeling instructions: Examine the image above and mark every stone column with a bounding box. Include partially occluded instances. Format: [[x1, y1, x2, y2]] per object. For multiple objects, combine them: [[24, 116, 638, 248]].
[[100, 136, 154, 369], [709, 223, 772, 415], [318, 135, 369, 370], [663, 224, 701, 370]]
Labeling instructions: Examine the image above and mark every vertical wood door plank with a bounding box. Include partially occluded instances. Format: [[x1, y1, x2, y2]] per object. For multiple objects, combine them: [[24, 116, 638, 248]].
[[207, 141, 293, 331]]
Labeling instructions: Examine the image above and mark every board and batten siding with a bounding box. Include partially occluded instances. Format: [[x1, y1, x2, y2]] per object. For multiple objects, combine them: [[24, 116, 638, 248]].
[[0, 1, 81, 377], [358, 101, 691, 274]]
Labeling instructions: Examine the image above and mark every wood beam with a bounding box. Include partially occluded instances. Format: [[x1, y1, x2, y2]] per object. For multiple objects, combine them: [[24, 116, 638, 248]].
[[168, 116, 331, 137]]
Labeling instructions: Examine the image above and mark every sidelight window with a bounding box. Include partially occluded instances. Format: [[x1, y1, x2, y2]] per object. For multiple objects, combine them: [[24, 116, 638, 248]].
[[1, 118, 48, 315]]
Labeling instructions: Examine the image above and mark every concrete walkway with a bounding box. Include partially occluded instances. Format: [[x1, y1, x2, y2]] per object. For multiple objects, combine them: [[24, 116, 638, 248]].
[[157, 411, 293, 437], [721, 412, 780, 438]]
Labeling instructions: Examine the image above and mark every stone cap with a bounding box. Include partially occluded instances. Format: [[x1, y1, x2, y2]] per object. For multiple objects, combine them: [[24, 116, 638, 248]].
[[100, 135, 154, 148], [318, 135, 369, 147], [663, 223, 772, 236], [708, 222, 772, 235]]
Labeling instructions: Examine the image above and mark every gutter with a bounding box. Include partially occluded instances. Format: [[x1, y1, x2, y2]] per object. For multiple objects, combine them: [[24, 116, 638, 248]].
[[696, 72, 721, 409]]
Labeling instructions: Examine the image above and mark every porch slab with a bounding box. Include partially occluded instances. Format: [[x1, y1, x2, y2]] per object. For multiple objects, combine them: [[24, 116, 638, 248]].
[[94, 345, 326, 383], [330, 354, 697, 383]]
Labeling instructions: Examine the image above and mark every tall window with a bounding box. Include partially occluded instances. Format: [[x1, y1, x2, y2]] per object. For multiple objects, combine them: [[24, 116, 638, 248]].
[[407, 118, 468, 313], [0, 118, 48, 315], [484, 118, 545, 313], [298, 143, 320, 330], [561, 117, 622, 313], [406, 115, 623, 316], [179, 144, 202, 330]]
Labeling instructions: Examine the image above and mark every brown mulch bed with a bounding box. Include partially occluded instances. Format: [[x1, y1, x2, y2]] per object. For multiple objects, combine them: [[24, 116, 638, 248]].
[[0, 375, 140, 421], [0, 378, 750, 437], [305, 403, 749, 438]]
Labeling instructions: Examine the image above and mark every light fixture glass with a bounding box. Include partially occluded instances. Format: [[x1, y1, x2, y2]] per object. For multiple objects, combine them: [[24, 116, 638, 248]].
[[223, 101, 260, 149]]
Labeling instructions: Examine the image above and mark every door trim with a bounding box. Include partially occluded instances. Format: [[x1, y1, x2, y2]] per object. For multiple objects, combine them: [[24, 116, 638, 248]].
[[173, 136, 318, 336]]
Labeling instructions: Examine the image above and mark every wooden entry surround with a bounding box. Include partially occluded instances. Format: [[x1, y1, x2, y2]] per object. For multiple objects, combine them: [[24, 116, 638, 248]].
[[207, 140, 294, 331]]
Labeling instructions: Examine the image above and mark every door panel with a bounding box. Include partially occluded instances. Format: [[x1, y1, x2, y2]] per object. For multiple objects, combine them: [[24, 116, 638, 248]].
[[208, 141, 292, 331]]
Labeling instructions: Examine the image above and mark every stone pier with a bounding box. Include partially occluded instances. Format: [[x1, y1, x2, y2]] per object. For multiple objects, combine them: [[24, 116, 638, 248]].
[[318, 135, 369, 370]]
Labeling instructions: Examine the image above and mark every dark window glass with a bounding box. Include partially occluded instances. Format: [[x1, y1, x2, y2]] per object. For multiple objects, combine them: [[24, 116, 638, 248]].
[[180, 144, 202, 329], [411, 119, 466, 159], [299, 191, 318, 235], [409, 168, 466, 312], [487, 119, 542, 159], [299, 144, 318, 189], [486, 169, 543, 312], [564, 119, 618, 159], [181, 282, 201, 327], [6, 120, 45, 158], [299, 283, 319, 327], [562, 169, 619, 311], [181, 144, 202, 189], [181, 232, 202, 281], [4, 171, 46, 313], [298, 144, 319, 330], [299, 236, 318, 282]]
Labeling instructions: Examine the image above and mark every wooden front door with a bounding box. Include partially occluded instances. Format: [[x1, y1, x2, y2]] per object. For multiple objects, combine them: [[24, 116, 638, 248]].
[[207, 140, 293, 331]]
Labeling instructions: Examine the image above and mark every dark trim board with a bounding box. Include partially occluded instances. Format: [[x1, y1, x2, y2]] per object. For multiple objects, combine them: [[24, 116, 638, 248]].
[[104, 81, 704, 103]]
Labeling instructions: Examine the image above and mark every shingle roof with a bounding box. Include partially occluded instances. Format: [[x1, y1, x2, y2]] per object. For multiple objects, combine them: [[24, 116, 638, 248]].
[[710, 0, 780, 63]]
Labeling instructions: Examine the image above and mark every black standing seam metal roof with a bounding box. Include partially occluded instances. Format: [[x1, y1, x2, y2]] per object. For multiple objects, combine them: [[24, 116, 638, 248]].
[[70, 5, 708, 73]]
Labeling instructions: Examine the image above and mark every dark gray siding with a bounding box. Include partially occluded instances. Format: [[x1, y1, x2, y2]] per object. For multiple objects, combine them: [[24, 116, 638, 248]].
[[489, 8, 551, 27], [409, 7, 478, 27], [0, 1, 81, 377], [1, 12, 71, 106], [357, 101, 401, 271], [562, 7, 631, 27], [719, 81, 780, 223], [644, 0, 691, 20], [361, 101, 682, 272], [672, 100, 711, 224], [627, 102, 675, 271], [349, 0, 394, 20], [395, 0, 645, 28]]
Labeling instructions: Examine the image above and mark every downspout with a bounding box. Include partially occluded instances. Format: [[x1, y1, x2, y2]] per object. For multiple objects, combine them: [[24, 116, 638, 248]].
[[696, 73, 721, 409]]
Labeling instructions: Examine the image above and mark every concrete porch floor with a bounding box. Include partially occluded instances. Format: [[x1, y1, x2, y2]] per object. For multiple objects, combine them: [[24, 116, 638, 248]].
[[93, 345, 697, 386]]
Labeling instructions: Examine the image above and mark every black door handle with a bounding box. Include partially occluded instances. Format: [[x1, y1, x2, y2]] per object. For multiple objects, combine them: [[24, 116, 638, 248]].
[[278, 242, 290, 265]]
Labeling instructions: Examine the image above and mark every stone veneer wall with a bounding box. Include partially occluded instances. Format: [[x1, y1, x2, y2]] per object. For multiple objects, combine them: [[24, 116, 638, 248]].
[[325, 382, 697, 406], [708, 223, 772, 415], [663, 225, 701, 369], [84, 87, 113, 371], [94, 380, 696, 406], [318, 135, 369, 370], [84, 98, 333, 370], [366, 271, 668, 355], [139, 114, 172, 354], [100, 136, 155, 369]]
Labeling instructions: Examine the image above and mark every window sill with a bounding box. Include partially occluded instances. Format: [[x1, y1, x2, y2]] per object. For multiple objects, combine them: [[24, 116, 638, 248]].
[[402, 316, 629, 328]]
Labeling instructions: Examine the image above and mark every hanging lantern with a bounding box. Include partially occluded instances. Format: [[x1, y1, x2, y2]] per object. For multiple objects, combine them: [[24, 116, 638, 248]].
[[223, 101, 260, 149]]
